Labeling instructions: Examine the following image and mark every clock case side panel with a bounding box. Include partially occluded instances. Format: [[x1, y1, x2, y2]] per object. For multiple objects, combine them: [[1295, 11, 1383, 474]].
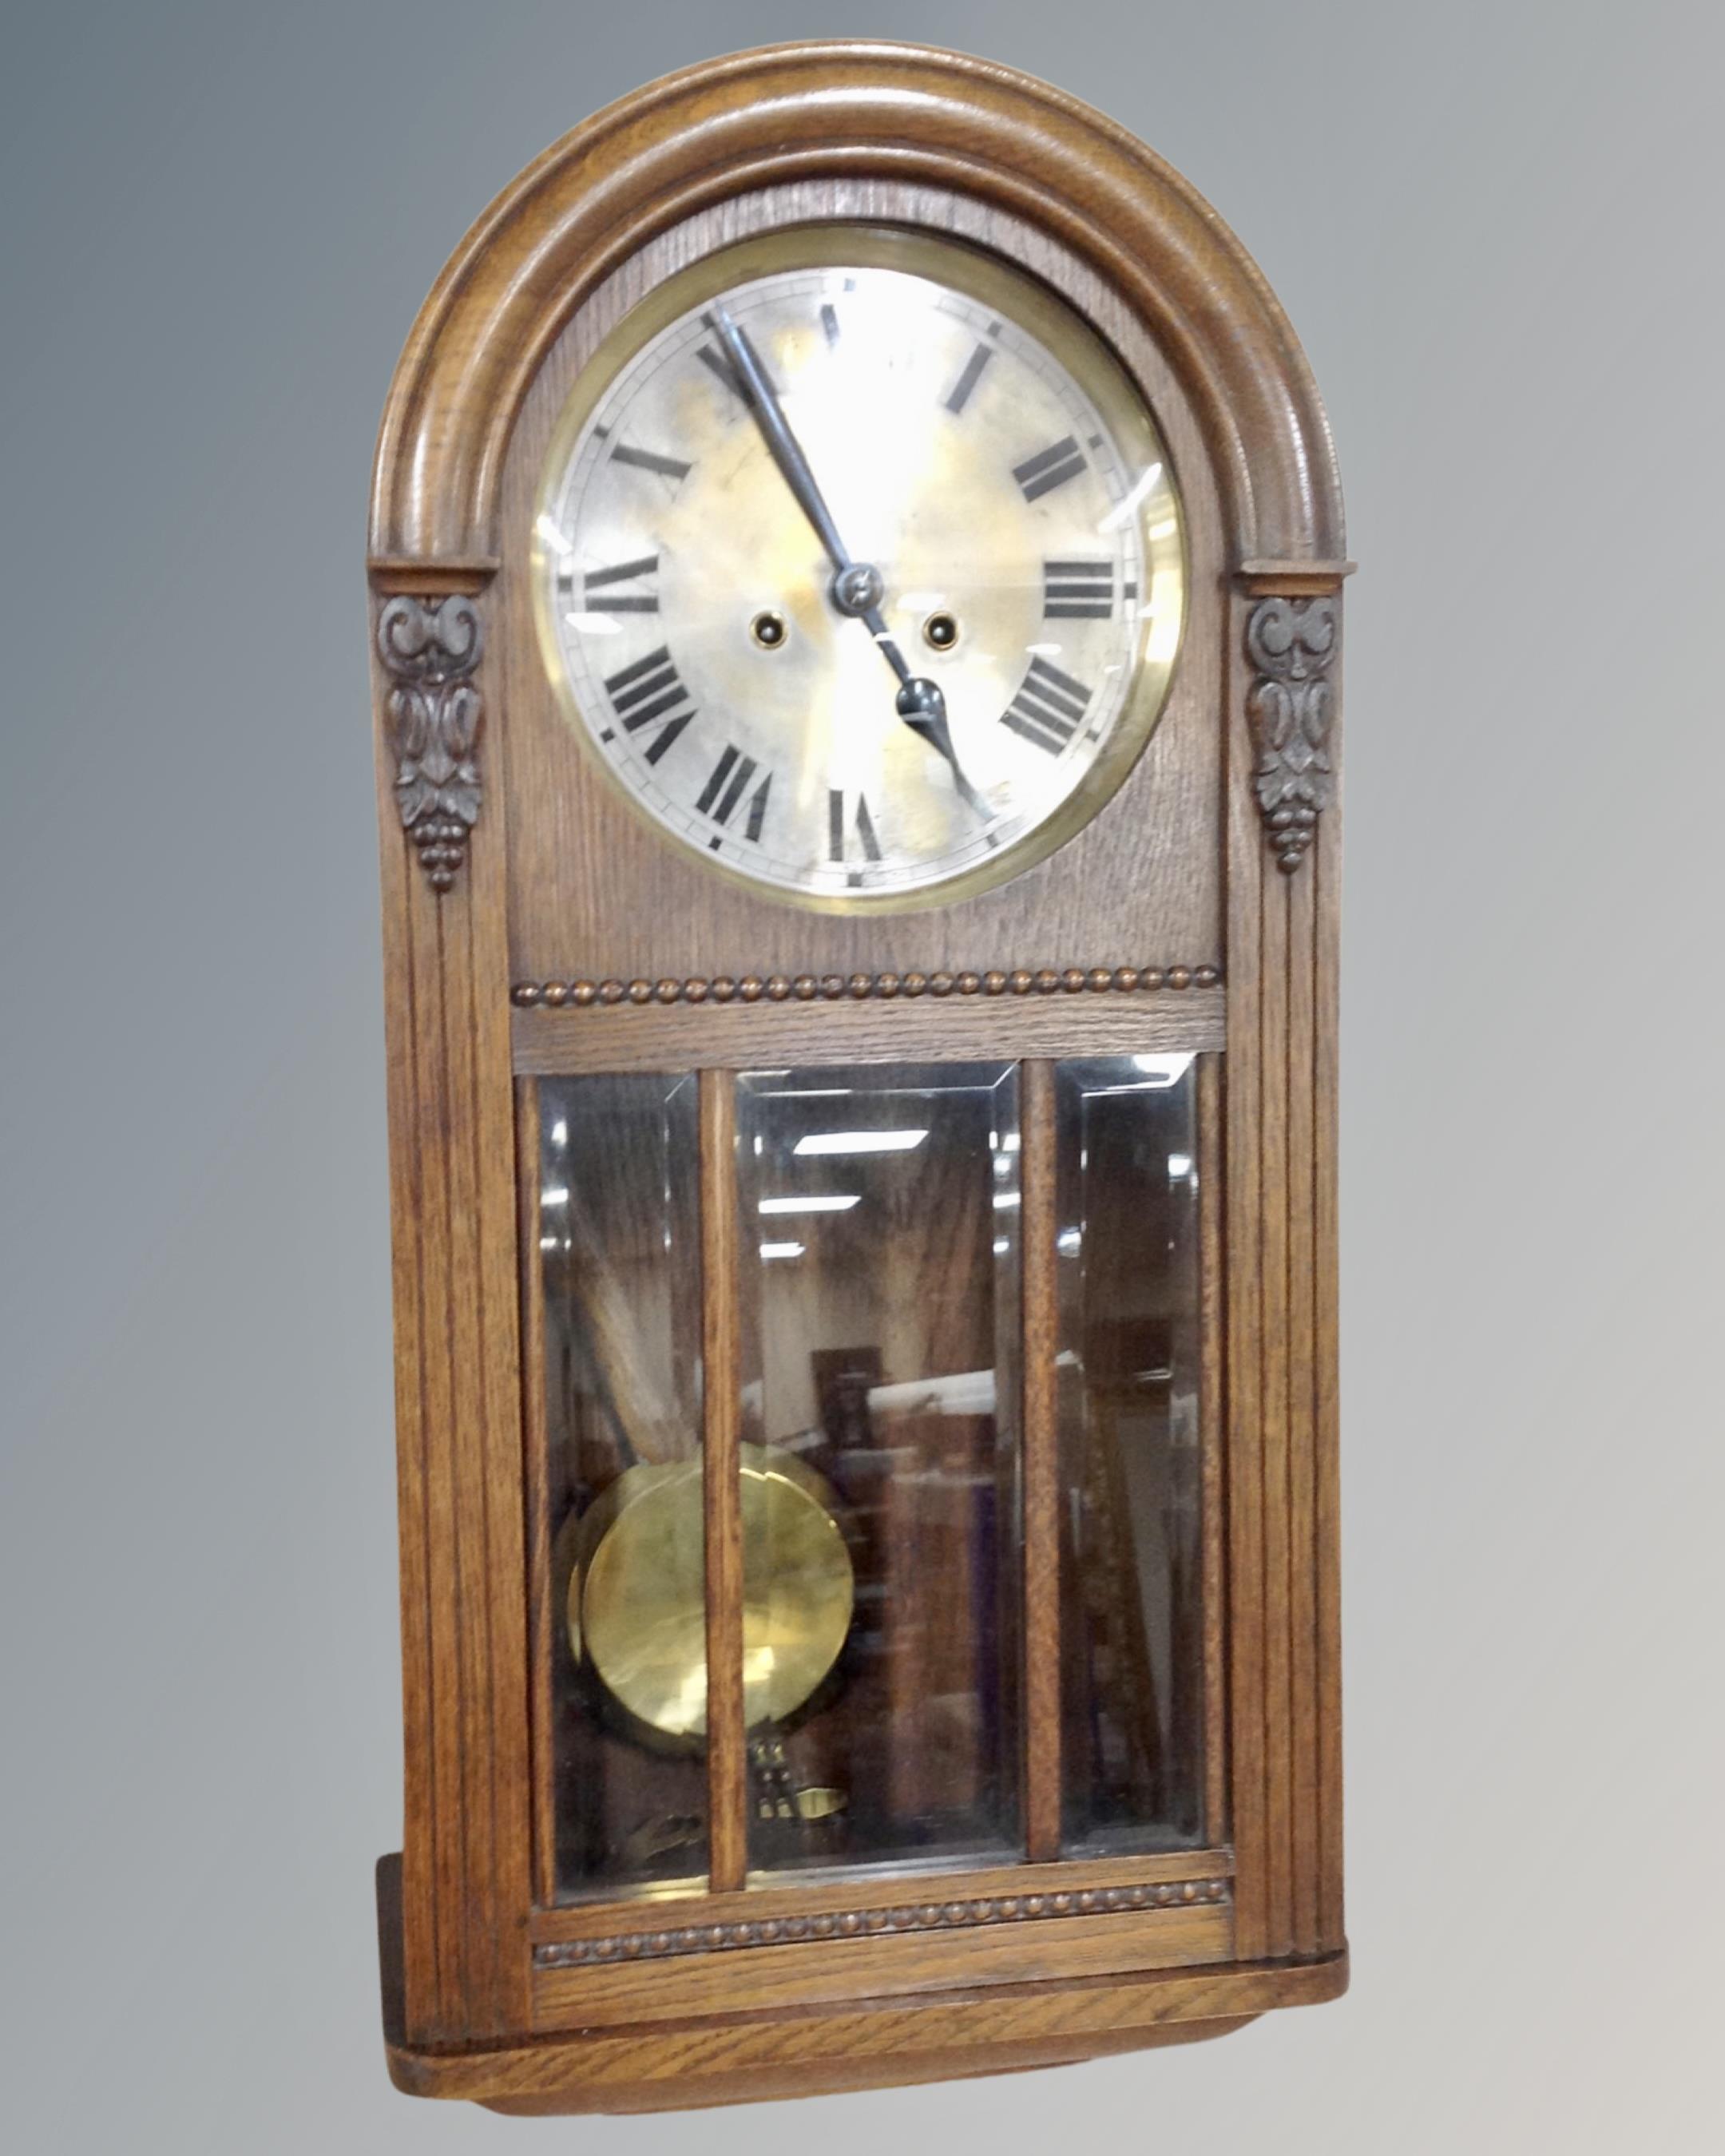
[[1223, 567, 1346, 1966], [369, 583, 534, 2045], [492, 186, 1226, 993]]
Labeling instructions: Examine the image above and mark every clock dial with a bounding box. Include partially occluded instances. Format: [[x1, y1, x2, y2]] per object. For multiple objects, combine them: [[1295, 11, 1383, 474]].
[[533, 228, 1184, 906]]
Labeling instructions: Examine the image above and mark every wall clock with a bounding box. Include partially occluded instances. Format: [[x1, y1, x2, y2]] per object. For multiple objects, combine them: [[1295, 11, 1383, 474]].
[[368, 40, 1350, 2114]]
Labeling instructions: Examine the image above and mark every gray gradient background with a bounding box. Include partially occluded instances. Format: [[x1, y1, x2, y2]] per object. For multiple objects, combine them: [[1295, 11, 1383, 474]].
[[2, 2, 1720, 2150]]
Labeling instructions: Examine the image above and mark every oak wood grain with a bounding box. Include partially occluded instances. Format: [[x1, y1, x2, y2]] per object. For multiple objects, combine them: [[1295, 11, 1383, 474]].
[[512, 989, 1225, 1075], [373, 608, 533, 2043], [514, 1080, 556, 1908], [1021, 1060, 1061, 1860], [1313, 682, 1346, 1957], [1197, 1052, 1229, 1841], [1222, 590, 1270, 1964], [531, 1899, 1229, 2032]]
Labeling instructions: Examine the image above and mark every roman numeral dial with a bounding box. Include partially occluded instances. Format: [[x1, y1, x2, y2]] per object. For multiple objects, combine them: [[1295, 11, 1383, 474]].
[[537, 235, 1184, 902]]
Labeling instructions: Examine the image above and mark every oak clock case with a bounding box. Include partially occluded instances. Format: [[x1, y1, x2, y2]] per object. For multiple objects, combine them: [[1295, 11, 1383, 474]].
[[369, 40, 1347, 2118]]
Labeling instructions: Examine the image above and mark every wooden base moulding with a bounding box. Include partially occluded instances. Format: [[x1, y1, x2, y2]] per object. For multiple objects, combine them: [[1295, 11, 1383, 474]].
[[379, 1858, 1346, 2114]]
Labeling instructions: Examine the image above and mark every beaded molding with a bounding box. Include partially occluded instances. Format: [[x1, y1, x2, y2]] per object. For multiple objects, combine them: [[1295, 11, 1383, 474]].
[[533, 1876, 1231, 1968], [512, 963, 1222, 1009]]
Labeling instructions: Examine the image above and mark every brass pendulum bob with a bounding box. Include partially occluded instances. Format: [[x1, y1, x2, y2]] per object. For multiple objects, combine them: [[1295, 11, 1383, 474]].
[[567, 1441, 855, 1742]]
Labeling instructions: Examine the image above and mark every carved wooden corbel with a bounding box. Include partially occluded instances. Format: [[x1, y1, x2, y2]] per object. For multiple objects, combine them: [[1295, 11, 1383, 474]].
[[376, 593, 484, 893], [1245, 593, 1338, 873]]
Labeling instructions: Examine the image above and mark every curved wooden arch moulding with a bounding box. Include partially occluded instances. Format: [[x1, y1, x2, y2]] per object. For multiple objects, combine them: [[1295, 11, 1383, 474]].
[[369, 40, 1345, 576]]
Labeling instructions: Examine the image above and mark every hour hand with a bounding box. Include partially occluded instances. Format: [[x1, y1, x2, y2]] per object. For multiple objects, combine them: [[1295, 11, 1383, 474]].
[[894, 675, 990, 821]]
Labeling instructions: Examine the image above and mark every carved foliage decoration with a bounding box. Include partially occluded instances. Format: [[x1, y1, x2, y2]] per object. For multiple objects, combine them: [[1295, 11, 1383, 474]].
[[378, 593, 483, 893], [1246, 595, 1337, 873]]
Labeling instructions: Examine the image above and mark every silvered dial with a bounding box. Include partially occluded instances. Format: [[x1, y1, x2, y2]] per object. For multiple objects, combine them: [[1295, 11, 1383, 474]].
[[534, 228, 1184, 906]]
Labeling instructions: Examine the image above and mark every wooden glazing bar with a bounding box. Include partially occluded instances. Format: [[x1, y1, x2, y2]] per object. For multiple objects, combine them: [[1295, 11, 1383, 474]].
[[700, 1070, 748, 1892], [514, 1079, 555, 1908], [1196, 1054, 1229, 1842], [1020, 1058, 1062, 1861]]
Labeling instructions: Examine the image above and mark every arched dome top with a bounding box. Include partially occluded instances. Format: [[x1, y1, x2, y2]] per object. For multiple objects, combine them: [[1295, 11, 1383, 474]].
[[371, 40, 1345, 570]]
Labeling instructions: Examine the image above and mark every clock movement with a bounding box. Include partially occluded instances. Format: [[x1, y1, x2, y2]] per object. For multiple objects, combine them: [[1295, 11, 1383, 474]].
[[368, 41, 1350, 2114]]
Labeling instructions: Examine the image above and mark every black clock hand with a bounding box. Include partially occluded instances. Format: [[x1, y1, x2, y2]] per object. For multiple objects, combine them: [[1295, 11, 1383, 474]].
[[710, 305, 851, 579], [877, 658, 991, 822], [710, 306, 988, 818]]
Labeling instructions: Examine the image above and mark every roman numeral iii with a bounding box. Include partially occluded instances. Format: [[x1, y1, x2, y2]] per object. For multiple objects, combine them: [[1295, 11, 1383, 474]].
[[1043, 559, 1114, 619], [1000, 656, 1093, 754], [602, 647, 695, 764]]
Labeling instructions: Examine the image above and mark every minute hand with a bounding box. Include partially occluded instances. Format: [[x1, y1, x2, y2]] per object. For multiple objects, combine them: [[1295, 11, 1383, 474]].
[[711, 306, 852, 577], [711, 307, 988, 818]]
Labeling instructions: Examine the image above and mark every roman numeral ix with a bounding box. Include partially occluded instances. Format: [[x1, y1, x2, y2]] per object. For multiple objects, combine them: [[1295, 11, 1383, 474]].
[[1014, 435, 1087, 502], [1043, 559, 1114, 619], [602, 647, 694, 764], [1001, 656, 1093, 754]]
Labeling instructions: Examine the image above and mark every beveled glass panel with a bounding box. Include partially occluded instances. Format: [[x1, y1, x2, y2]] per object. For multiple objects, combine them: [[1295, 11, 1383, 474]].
[[736, 1063, 1021, 1873], [537, 1072, 706, 1898], [1054, 1055, 1205, 1850]]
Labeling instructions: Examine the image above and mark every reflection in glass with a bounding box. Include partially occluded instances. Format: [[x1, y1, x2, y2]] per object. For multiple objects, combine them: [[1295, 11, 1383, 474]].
[[1055, 1056, 1205, 1851], [736, 1064, 1022, 1873], [537, 1072, 705, 1899]]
